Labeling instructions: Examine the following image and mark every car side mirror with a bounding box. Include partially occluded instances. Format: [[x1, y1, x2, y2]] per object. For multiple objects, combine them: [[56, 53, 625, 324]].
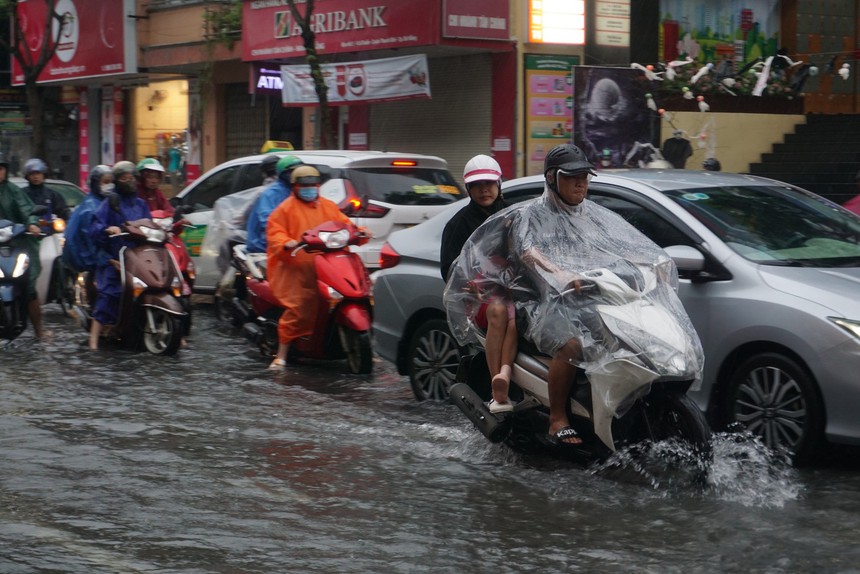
[[664, 245, 705, 273]]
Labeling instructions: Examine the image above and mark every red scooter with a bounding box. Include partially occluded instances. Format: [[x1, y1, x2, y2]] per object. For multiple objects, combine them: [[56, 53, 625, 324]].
[[237, 220, 373, 374], [152, 209, 195, 335]]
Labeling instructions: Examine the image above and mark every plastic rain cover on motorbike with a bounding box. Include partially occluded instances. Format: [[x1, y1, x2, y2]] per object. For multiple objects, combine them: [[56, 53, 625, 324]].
[[199, 186, 263, 275], [443, 188, 704, 419]]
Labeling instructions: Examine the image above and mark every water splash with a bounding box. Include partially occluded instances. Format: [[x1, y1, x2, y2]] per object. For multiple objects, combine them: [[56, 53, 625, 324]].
[[707, 431, 801, 508], [588, 431, 801, 507]]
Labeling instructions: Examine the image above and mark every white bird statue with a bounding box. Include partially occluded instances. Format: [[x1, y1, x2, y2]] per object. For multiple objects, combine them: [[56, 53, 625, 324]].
[[664, 57, 694, 81], [631, 63, 662, 81], [691, 63, 714, 84]]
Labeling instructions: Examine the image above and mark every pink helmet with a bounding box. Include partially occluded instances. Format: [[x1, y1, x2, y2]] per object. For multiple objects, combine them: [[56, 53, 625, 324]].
[[463, 154, 502, 186]]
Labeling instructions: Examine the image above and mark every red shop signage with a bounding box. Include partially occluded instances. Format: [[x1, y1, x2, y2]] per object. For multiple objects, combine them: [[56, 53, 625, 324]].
[[242, 0, 436, 61], [442, 0, 510, 40], [12, 0, 137, 85]]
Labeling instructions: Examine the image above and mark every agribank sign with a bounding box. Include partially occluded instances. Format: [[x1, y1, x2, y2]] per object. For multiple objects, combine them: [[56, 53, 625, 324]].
[[11, 0, 137, 85], [242, 0, 435, 61]]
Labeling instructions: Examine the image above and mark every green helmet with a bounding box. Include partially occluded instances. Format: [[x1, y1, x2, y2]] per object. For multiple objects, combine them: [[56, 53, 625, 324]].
[[136, 157, 165, 173], [275, 155, 303, 174]]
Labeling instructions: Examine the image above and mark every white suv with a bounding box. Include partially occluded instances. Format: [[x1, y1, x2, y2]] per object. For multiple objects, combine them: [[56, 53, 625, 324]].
[[170, 150, 464, 293]]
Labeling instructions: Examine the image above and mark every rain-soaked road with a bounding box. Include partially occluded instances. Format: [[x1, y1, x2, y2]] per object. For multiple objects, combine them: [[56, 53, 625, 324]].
[[2, 303, 860, 573]]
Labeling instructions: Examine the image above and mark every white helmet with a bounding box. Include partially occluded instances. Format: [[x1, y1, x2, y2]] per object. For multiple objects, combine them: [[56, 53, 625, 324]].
[[463, 154, 502, 186]]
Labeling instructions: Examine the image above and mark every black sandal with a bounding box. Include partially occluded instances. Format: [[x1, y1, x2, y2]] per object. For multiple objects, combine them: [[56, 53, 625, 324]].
[[548, 426, 582, 446]]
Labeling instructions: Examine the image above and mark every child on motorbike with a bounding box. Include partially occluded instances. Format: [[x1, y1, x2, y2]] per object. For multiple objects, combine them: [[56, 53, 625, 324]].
[[440, 154, 517, 413]]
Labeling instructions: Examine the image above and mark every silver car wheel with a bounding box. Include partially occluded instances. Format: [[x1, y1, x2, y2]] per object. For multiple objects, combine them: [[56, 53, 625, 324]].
[[407, 318, 461, 402], [728, 352, 823, 464]]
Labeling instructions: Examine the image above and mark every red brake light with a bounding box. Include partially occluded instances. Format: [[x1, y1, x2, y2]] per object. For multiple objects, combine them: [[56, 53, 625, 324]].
[[391, 160, 417, 167], [362, 202, 390, 218], [378, 242, 401, 269]]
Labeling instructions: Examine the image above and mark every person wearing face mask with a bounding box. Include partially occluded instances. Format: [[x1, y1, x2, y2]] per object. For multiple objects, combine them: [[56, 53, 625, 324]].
[[246, 155, 304, 255], [264, 165, 358, 370], [87, 161, 151, 350], [135, 158, 174, 215], [63, 164, 114, 274]]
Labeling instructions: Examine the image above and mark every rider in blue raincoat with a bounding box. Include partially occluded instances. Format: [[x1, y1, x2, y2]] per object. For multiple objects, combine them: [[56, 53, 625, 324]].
[[63, 164, 114, 273], [88, 161, 151, 349], [246, 155, 304, 254]]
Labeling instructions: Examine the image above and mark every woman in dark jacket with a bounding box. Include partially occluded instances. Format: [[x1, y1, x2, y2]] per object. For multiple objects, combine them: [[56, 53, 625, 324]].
[[440, 154, 516, 413]]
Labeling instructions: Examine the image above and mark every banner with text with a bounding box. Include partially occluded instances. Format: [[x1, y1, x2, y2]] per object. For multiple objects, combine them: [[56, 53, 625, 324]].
[[281, 54, 431, 106]]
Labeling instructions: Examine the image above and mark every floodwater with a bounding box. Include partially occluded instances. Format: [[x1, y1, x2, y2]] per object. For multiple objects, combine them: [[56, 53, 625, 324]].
[[2, 304, 860, 573]]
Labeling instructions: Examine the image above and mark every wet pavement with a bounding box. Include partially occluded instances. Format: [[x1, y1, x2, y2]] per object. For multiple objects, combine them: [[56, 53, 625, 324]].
[[2, 303, 860, 573]]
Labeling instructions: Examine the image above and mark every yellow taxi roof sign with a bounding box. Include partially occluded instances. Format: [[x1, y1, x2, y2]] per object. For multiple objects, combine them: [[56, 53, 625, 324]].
[[261, 140, 295, 153]]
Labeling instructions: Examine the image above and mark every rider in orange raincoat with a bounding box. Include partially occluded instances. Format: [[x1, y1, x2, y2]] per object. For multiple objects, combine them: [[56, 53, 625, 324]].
[[265, 165, 354, 370]]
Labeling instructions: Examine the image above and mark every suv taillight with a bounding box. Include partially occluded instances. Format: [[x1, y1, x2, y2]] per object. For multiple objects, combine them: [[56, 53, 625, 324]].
[[378, 242, 400, 269], [342, 179, 390, 218]]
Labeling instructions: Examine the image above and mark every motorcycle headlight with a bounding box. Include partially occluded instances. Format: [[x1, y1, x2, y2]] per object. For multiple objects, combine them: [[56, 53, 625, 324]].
[[319, 229, 350, 249], [152, 217, 172, 232], [141, 226, 167, 243], [52, 218, 66, 233], [829, 317, 860, 340], [13, 253, 29, 278]]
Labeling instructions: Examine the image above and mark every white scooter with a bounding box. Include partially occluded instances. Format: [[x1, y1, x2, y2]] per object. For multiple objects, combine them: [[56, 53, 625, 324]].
[[449, 264, 711, 464], [35, 213, 74, 313]]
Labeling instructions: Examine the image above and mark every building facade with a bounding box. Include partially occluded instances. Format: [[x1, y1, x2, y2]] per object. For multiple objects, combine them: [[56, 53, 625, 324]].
[[4, 0, 860, 188]]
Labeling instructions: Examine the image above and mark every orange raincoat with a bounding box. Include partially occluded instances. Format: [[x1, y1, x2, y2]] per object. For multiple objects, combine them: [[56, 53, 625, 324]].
[[266, 195, 352, 344]]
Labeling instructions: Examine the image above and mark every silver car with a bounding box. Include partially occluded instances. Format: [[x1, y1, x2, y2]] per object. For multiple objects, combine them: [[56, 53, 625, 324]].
[[372, 169, 860, 464]]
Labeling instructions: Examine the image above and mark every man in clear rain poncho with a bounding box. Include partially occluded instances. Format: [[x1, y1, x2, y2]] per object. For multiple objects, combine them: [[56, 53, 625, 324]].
[[443, 144, 703, 448]]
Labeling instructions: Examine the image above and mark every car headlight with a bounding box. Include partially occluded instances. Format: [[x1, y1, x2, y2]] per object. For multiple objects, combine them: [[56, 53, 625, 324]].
[[829, 317, 860, 340]]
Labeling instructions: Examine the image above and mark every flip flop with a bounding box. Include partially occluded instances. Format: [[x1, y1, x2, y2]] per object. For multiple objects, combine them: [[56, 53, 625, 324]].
[[268, 358, 287, 370], [548, 426, 582, 446], [488, 399, 514, 413]]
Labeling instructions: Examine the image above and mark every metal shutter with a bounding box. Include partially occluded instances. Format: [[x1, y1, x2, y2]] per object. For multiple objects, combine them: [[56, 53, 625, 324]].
[[369, 53, 492, 185], [225, 83, 267, 160]]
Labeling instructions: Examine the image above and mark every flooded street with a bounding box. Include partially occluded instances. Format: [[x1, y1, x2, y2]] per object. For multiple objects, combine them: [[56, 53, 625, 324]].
[[3, 303, 860, 573]]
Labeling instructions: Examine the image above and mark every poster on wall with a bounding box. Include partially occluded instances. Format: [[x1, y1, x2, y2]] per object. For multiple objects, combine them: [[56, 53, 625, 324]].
[[572, 66, 660, 169], [659, 0, 779, 66], [524, 54, 578, 176]]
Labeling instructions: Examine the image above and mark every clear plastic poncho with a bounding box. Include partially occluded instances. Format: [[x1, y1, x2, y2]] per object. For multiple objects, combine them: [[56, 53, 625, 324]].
[[443, 187, 704, 419], [200, 185, 264, 277]]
